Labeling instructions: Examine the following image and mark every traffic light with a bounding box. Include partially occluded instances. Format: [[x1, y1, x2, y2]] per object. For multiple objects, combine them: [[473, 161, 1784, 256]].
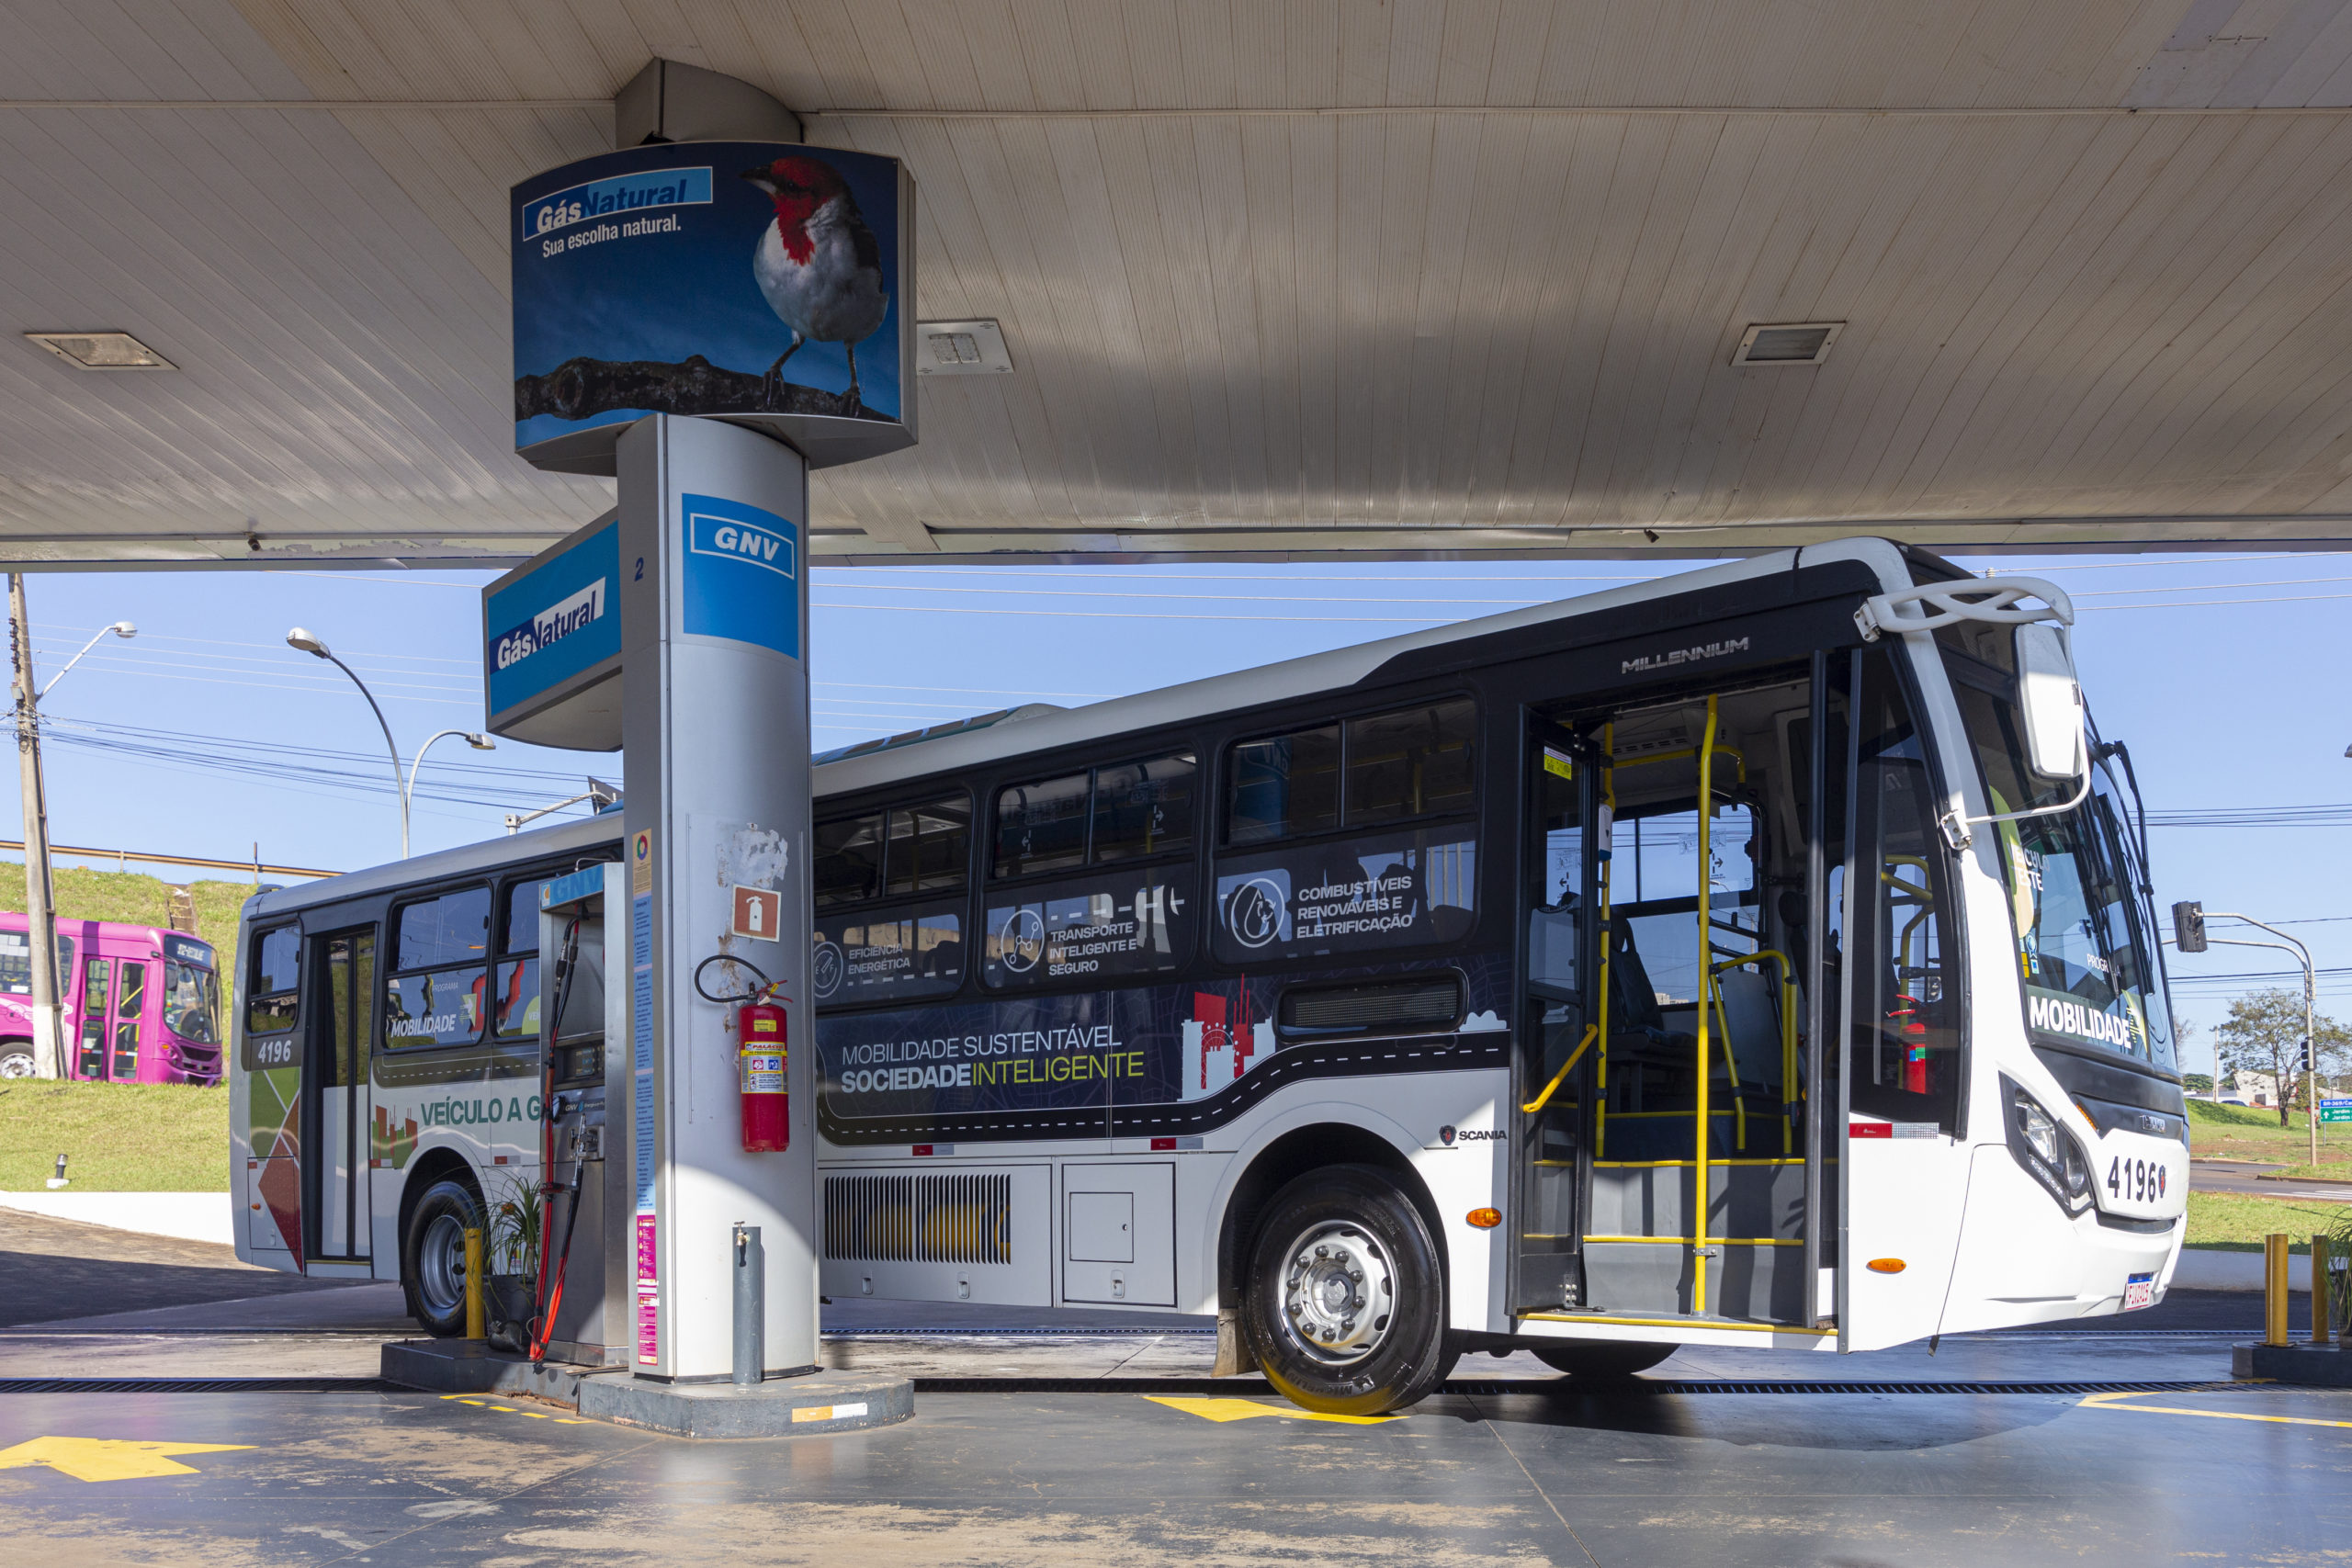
[[2300, 1037, 2314, 1076], [2173, 901, 2207, 953]]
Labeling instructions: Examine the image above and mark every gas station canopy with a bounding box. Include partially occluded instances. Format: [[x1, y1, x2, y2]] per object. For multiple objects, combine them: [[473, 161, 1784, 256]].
[[8, 0, 2352, 568]]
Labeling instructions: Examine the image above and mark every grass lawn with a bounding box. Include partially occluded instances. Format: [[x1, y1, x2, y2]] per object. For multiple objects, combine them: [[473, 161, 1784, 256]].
[[2185, 1190, 2349, 1254], [0, 1080, 228, 1191], [2186, 1098, 2352, 1167]]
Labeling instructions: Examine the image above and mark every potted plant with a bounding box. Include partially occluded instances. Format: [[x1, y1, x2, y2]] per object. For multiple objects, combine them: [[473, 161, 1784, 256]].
[[483, 1172, 544, 1354]]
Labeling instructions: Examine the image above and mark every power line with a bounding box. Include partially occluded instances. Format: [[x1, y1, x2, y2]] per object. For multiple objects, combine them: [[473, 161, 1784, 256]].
[[2147, 805, 2352, 828]]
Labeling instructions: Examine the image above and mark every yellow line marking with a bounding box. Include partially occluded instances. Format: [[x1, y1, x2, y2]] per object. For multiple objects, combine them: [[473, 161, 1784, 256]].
[[554, 1418, 592, 1425], [0, 1437, 254, 1483], [1146, 1395, 1401, 1426], [2078, 1390, 2352, 1429], [486, 1405, 518, 1412]]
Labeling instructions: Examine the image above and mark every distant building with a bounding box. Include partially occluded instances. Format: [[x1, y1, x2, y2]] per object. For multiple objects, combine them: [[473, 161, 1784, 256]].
[[2233, 1069, 2280, 1107]]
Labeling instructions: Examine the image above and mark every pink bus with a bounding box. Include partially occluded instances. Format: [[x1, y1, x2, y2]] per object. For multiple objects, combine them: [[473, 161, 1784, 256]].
[[0, 917, 222, 1084]]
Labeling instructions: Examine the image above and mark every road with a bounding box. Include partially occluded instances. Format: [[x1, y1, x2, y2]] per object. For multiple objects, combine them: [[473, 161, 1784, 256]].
[[2192, 1159, 2352, 1201]]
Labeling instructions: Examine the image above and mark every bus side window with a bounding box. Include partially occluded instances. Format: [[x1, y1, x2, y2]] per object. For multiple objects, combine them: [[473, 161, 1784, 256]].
[[494, 877, 554, 1040], [384, 886, 492, 1051], [248, 926, 300, 1035]]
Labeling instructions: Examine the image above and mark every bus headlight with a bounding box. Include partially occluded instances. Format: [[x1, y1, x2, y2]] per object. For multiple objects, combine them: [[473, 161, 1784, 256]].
[[2003, 1075, 2093, 1215]]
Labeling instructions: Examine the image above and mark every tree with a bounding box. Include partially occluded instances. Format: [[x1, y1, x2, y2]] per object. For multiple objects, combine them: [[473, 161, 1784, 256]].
[[2181, 1072, 2215, 1097], [2216, 989, 2352, 1126]]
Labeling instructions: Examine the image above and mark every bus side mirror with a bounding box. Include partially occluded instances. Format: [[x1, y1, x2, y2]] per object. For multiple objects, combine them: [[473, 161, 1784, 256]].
[[2014, 623, 2085, 782]]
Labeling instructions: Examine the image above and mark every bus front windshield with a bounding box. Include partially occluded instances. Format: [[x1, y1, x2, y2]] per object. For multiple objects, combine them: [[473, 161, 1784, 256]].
[[1946, 654, 2176, 1074], [164, 957, 220, 1043]]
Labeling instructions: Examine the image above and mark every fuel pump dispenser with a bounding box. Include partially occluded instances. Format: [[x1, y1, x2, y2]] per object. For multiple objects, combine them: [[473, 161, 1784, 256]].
[[533, 861, 631, 1366]]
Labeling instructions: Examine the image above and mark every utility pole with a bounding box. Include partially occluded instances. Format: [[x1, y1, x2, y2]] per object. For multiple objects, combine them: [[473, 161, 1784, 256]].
[[7, 575, 62, 1078]]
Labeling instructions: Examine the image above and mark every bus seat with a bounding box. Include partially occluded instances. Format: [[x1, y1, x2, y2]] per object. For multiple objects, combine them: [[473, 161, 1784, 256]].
[[1716, 967, 1782, 1090]]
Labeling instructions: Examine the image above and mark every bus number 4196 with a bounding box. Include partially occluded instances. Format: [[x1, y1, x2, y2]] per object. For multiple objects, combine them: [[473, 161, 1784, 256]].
[[2108, 1156, 2165, 1203]]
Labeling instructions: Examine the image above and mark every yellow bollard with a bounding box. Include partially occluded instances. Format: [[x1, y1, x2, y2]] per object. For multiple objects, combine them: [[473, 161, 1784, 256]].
[[2265, 1233, 2290, 1348], [463, 1226, 486, 1341]]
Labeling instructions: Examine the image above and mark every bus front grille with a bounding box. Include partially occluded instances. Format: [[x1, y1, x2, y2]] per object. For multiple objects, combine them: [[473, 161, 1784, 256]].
[[824, 1172, 1014, 1265]]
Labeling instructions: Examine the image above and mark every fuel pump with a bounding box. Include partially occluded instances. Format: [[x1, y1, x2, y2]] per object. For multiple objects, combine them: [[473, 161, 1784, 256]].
[[695, 955, 789, 1154]]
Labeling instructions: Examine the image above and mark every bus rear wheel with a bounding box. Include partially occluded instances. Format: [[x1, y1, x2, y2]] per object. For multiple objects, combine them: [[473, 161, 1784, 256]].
[[402, 1177, 484, 1337], [0, 1042, 33, 1079], [1529, 1341, 1677, 1380], [1241, 1165, 1453, 1416]]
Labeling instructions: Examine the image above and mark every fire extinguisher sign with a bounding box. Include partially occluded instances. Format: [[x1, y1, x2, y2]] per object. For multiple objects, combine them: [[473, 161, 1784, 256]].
[[730, 884, 782, 941]]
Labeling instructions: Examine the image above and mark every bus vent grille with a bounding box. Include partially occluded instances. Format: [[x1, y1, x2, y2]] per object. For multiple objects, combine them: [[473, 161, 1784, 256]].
[[824, 1172, 1014, 1265]]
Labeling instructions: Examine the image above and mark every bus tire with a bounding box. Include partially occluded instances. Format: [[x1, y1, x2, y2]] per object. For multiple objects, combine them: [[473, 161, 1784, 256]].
[[1241, 1164, 1451, 1416], [1529, 1341, 1677, 1380], [0, 1041, 33, 1079], [402, 1177, 484, 1337]]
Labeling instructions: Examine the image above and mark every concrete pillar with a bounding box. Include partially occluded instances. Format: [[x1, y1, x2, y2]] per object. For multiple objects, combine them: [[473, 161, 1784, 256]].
[[618, 412, 815, 1380]]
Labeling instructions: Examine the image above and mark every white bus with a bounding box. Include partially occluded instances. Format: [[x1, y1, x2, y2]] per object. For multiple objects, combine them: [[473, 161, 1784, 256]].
[[232, 537, 2188, 1414]]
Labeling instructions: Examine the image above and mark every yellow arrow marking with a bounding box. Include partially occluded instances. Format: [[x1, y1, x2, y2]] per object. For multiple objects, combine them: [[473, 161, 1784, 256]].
[[2078, 1390, 2352, 1430], [1146, 1395, 1401, 1426], [0, 1438, 254, 1483]]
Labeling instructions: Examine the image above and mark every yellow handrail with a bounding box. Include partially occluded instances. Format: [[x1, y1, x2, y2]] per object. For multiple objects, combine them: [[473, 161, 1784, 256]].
[[1713, 949, 1800, 1156], [1596, 724, 1615, 1162], [1522, 1024, 1598, 1114], [1693, 694, 1718, 1315], [1613, 740, 1747, 784]]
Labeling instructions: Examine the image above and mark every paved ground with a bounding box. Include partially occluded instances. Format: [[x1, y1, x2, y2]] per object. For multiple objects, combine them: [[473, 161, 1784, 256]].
[[6, 1376, 2351, 1566], [0, 1210, 365, 1328], [6, 1212, 2348, 1565]]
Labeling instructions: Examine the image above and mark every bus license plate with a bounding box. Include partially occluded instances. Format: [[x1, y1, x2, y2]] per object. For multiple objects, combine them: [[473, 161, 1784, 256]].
[[2123, 1272, 2156, 1311]]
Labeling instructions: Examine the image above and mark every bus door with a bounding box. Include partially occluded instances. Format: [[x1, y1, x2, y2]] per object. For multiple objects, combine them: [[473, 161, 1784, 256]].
[[1511, 720, 1600, 1313], [72, 956, 151, 1081], [303, 930, 376, 1261], [1836, 648, 1971, 1351]]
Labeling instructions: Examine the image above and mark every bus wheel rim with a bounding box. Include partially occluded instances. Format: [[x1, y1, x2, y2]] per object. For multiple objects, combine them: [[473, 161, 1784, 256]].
[[0, 1054, 32, 1079], [1275, 1221, 1396, 1367], [419, 1212, 468, 1317]]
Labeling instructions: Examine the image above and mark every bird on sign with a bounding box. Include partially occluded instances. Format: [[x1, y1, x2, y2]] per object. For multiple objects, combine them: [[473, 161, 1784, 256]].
[[740, 156, 888, 416]]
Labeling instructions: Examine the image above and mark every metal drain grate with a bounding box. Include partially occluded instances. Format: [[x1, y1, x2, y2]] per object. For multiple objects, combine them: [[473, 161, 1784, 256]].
[[1448, 1378, 2216, 1396]]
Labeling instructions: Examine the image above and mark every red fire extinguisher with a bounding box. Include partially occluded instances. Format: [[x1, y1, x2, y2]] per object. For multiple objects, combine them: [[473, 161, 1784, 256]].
[[695, 954, 791, 1154], [739, 995, 789, 1152]]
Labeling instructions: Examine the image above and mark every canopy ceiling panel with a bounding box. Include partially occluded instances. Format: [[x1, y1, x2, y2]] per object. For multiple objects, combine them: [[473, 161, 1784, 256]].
[[5, 0, 2352, 565]]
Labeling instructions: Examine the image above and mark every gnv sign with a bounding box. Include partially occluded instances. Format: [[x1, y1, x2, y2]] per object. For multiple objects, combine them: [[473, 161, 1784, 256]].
[[687, 510, 796, 578], [682, 492, 800, 660]]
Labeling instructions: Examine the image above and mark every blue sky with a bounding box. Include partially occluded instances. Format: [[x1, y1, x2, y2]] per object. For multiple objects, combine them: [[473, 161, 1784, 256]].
[[8, 547, 2345, 1052]]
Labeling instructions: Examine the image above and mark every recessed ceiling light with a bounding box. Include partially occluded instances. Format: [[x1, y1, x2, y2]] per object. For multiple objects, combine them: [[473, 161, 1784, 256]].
[[915, 319, 1014, 376], [1732, 321, 1842, 367], [25, 331, 175, 370]]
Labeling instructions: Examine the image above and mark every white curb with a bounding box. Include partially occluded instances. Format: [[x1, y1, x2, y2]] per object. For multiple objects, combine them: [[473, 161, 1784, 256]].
[[0, 1190, 233, 1247], [2172, 1246, 2311, 1292]]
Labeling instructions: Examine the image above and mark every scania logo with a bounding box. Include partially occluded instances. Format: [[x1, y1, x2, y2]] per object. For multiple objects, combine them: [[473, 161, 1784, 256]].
[[1440, 1125, 1456, 1145], [1438, 1125, 1504, 1145]]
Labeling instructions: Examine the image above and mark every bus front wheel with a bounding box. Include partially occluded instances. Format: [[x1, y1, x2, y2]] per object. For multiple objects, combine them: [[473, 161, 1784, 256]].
[[0, 1042, 33, 1079], [1241, 1164, 1454, 1416], [402, 1177, 484, 1337]]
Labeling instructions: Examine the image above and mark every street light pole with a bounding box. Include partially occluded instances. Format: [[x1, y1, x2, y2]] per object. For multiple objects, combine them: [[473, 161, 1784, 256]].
[[2206, 912, 2319, 1165], [5, 586, 135, 1079], [405, 728, 496, 845], [286, 628, 406, 858]]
